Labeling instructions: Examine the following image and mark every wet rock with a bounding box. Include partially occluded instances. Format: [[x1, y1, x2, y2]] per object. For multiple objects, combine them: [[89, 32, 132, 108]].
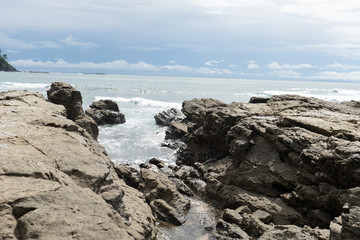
[[259, 225, 329, 240], [114, 165, 141, 189], [154, 108, 185, 126], [170, 177, 194, 196], [249, 97, 270, 103], [215, 219, 250, 239], [149, 158, 165, 169], [86, 99, 125, 125], [47, 82, 98, 139], [150, 199, 185, 226]]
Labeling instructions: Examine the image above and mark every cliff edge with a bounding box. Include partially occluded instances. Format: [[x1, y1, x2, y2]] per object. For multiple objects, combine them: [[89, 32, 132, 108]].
[[0, 86, 157, 239]]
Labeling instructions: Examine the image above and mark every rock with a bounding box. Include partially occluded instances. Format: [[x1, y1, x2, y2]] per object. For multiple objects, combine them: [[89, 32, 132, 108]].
[[165, 121, 188, 140], [85, 99, 125, 125], [174, 165, 201, 180], [154, 108, 185, 126], [170, 177, 194, 196], [173, 95, 360, 237], [47, 82, 99, 139], [140, 169, 190, 225], [149, 158, 165, 169], [150, 199, 185, 226], [114, 165, 141, 189], [0, 89, 157, 239], [259, 225, 329, 240], [215, 219, 250, 239], [249, 97, 270, 103]]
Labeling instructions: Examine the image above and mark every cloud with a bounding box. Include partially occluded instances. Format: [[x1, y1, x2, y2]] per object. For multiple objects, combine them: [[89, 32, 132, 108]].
[[247, 60, 260, 69], [10, 58, 233, 75], [10, 59, 159, 72], [0, 33, 61, 50], [59, 35, 98, 48], [268, 61, 317, 70], [312, 71, 360, 81], [326, 63, 360, 70], [204, 60, 225, 66], [269, 70, 301, 78]]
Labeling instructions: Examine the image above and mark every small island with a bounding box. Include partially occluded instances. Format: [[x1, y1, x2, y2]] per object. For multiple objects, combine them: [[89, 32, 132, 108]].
[[0, 50, 18, 72]]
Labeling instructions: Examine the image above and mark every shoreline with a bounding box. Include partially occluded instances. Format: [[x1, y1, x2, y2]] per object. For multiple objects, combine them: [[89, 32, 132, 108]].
[[1, 83, 359, 239]]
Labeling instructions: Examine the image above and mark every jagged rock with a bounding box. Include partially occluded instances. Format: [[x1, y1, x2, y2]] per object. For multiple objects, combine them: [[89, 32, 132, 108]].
[[165, 121, 188, 140], [149, 158, 165, 169], [259, 225, 329, 240], [0, 89, 157, 239], [174, 95, 360, 237], [114, 165, 141, 189], [86, 99, 125, 125], [150, 199, 185, 226], [215, 219, 250, 239], [249, 97, 270, 103], [47, 82, 99, 139], [140, 169, 190, 225], [154, 108, 184, 126]]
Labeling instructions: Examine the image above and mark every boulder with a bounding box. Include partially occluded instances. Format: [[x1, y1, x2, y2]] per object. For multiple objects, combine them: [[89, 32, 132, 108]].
[[86, 99, 125, 125], [140, 168, 190, 225], [47, 82, 98, 139], [154, 108, 184, 126]]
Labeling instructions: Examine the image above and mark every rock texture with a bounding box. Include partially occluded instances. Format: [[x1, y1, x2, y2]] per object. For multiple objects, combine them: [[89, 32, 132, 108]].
[[172, 95, 360, 239], [0, 89, 157, 239], [47, 82, 99, 139], [86, 99, 126, 125]]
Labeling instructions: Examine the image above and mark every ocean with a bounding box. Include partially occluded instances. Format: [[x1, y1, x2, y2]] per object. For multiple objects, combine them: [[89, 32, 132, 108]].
[[1, 71, 360, 167]]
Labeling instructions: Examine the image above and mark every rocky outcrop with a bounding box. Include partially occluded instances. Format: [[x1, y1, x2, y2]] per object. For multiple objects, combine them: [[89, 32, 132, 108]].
[[86, 99, 126, 125], [172, 95, 360, 239], [0, 90, 157, 239], [47, 82, 99, 139], [154, 108, 184, 126]]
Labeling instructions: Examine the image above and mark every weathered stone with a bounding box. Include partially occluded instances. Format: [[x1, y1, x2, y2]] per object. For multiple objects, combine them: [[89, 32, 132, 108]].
[[149, 158, 165, 169], [47, 82, 99, 139], [0, 89, 157, 239], [150, 199, 185, 226], [86, 99, 125, 125], [154, 108, 184, 126]]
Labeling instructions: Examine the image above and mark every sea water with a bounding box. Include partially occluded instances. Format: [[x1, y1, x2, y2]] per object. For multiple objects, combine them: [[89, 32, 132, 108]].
[[2, 72, 360, 239]]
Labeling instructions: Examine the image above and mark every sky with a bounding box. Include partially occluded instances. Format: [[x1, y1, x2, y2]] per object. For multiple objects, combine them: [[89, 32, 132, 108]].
[[2, 0, 360, 80]]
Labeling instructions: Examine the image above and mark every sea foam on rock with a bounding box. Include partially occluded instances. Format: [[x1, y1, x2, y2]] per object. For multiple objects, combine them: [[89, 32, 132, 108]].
[[165, 95, 360, 239], [0, 85, 157, 239]]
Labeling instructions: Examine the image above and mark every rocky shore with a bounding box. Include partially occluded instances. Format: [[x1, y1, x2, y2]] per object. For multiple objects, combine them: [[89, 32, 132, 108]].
[[1, 82, 359, 239], [167, 95, 360, 239]]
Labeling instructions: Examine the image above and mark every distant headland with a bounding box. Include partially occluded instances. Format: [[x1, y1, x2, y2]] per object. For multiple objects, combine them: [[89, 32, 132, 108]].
[[0, 50, 18, 72]]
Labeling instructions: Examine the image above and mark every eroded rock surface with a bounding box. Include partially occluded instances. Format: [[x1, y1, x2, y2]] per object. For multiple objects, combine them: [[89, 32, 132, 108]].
[[86, 99, 126, 125], [173, 95, 360, 239], [0, 90, 157, 239]]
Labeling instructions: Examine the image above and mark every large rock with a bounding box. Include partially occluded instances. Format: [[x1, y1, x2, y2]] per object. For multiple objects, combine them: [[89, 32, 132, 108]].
[[47, 82, 99, 139], [86, 99, 126, 125], [154, 108, 184, 126], [175, 95, 360, 238], [0, 89, 157, 239], [140, 168, 190, 225]]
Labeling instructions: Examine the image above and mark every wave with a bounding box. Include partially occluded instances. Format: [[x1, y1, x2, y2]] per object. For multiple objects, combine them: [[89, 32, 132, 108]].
[[94, 96, 182, 108], [0, 82, 49, 89], [260, 88, 360, 102]]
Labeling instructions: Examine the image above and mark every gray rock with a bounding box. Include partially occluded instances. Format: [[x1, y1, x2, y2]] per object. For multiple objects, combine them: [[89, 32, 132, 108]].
[[47, 82, 99, 139], [86, 99, 125, 125], [0, 89, 157, 239], [154, 108, 184, 126]]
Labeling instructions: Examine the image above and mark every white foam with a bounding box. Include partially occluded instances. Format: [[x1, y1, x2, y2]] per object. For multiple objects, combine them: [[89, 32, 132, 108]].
[[262, 89, 360, 102], [95, 96, 182, 109], [0, 82, 49, 89]]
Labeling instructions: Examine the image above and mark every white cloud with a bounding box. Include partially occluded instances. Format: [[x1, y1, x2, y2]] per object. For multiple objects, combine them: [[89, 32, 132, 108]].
[[326, 63, 360, 70], [313, 71, 360, 81], [10, 59, 159, 72], [0, 33, 61, 50], [59, 35, 98, 48], [169, 60, 176, 64], [247, 60, 260, 69], [269, 70, 301, 78], [10, 58, 234, 75], [204, 60, 225, 66], [268, 61, 317, 70]]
